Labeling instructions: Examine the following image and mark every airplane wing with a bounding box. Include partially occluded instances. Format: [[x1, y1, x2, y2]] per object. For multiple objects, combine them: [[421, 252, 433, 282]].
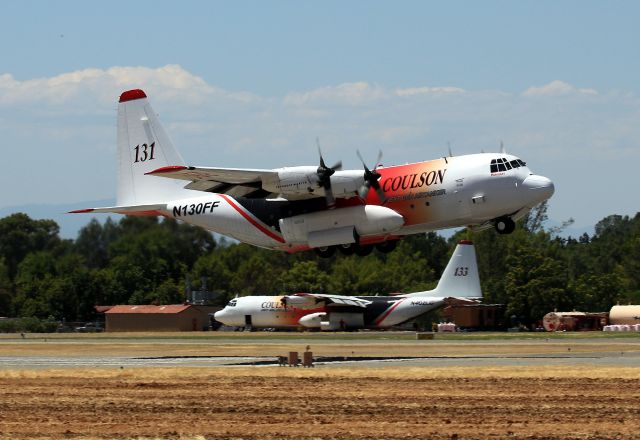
[[146, 166, 278, 198], [288, 293, 372, 308]]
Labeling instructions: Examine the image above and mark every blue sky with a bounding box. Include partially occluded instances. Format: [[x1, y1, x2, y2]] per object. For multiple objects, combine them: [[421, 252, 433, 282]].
[[1, 1, 639, 237], [4, 1, 639, 94]]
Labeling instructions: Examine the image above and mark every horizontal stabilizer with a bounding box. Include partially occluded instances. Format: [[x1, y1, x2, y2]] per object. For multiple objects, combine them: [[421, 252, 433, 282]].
[[69, 203, 167, 216]]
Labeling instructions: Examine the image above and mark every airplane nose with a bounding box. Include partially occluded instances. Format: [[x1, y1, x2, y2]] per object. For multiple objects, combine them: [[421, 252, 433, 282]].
[[522, 174, 555, 205], [213, 309, 227, 322]]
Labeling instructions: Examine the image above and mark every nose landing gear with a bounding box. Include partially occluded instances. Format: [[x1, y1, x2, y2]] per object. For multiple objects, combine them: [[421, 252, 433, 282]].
[[494, 216, 515, 234]]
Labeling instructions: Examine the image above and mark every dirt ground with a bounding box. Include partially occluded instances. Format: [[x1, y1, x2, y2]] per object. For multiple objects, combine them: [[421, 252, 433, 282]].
[[1, 366, 639, 440]]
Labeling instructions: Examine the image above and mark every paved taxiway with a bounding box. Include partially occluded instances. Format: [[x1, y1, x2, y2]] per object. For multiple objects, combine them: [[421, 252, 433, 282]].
[[1, 332, 639, 369], [2, 352, 640, 369]]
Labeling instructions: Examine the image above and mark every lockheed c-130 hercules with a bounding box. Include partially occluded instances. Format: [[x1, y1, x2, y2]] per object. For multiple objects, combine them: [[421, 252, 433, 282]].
[[71, 89, 555, 257], [213, 240, 482, 330]]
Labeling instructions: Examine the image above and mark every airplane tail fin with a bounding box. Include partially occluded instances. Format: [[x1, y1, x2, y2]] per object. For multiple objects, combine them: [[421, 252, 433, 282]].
[[116, 89, 195, 206], [407, 240, 482, 299]]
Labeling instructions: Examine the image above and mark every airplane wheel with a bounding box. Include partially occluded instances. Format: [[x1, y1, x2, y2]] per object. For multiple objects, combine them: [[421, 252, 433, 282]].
[[376, 240, 398, 253], [355, 245, 374, 256], [314, 246, 336, 258], [495, 217, 515, 234], [338, 243, 357, 256]]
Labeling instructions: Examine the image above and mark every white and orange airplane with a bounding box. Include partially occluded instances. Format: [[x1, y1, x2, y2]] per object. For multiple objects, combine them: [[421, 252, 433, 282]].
[[72, 89, 554, 257], [213, 240, 481, 330]]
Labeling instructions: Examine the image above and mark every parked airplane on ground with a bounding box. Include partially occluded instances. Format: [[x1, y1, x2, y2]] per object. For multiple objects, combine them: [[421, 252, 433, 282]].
[[213, 240, 481, 330], [72, 89, 554, 256]]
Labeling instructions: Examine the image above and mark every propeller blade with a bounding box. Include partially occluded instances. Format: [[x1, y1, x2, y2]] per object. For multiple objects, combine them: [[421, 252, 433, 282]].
[[356, 149, 386, 203], [356, 150, 369, 172], [316, 140, 342, 208], [374, 150, 383, 169], [374, 185, 387, 204], [325, 184, 336, 208], [357, 182, 370, 200]]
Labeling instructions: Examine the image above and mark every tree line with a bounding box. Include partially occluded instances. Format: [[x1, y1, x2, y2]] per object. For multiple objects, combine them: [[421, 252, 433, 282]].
[[0, 205, 638, 324]]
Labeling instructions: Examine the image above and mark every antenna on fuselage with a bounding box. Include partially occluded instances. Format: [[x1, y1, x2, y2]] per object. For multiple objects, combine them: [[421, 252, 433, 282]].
[[443, 141, 453, 164], [500, 140, 506, 154]]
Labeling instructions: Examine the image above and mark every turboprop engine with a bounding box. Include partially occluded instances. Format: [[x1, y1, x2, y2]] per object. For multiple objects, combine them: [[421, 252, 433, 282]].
[[298, 312, 365, 330], [298, 312, 326, 328], [279, 205, 404, 248]]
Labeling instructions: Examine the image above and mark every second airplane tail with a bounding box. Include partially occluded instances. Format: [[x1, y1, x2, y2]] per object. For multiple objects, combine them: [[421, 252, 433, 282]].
[[407, 240, 482, 299]]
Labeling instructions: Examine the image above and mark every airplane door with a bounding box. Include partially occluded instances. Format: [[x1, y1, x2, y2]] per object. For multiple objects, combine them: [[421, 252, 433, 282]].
[[454, 178, 472, 220], [244, 315, 253, 327]]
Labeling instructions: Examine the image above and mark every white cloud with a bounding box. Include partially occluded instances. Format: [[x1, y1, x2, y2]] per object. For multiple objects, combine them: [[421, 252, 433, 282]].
[[395, 86, 465, 97], [0, 66, 639, 230], [0, 65, 257, 107], [522, 80, 598, 97], [284, 82, 387, 106]]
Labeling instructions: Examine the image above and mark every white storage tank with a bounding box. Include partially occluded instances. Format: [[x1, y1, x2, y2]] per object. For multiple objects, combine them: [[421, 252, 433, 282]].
[[609, 305, 640, 326]]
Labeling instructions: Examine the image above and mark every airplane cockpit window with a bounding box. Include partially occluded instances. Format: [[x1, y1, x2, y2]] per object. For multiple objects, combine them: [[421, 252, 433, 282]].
[[228, 299, 237, 307], [490, 157, 526, 173]]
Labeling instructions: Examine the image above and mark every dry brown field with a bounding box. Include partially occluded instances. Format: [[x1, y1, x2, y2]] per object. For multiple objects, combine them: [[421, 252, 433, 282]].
[[1, 334, 639, 439]]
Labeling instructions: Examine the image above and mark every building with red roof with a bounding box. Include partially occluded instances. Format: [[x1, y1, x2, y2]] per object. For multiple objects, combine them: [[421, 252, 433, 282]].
[[104, 304, 219, 332]]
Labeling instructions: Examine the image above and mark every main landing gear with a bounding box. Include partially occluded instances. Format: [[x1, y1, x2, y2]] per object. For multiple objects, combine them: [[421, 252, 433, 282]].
[[314, 240, 398, 258], [494, 216, 516, 235]]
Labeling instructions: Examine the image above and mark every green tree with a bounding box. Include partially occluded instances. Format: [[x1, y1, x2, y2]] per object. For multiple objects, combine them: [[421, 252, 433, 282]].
[[74, 218, 120, 268], [129, 278, 184, 305], [13, 252, 94, 320], [230, 253, 284, 296], [504, 244, 570, 323], [574, 272, 625, 311], [0, 213, 62, 279], [191, 251, 233, 296], [280, 260, 331, 293], [0, 258, 12, 316]]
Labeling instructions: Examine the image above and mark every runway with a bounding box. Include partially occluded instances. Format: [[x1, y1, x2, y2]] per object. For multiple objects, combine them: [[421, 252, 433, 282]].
[[1, 332, 639, 369], [1, 353, 639, 369]]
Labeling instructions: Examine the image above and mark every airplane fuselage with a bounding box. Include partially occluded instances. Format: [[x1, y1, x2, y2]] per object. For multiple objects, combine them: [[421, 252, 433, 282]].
[[214, 294, 447, 330], [156, 153, 553, 252], [214, 239, 483, 330]]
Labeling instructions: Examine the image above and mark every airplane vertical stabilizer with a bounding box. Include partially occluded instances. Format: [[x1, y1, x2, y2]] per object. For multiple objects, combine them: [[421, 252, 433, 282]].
[[117, 89, 197, 206], [407, 240, 482, 299]]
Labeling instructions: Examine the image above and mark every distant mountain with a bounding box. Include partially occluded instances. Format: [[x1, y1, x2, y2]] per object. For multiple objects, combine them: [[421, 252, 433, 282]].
[[0, 200, 122, 239]]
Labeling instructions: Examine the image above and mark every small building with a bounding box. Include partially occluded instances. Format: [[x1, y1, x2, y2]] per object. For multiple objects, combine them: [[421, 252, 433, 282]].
[[442, 301, 506, 330], [105, 304, 220, 332]]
